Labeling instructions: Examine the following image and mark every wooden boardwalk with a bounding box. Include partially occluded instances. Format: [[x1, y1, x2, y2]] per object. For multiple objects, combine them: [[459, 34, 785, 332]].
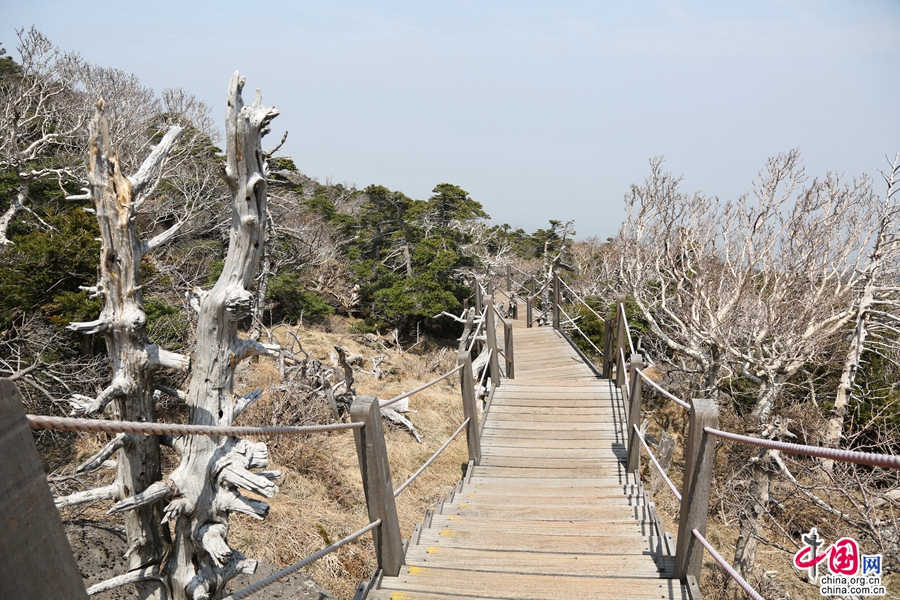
[[370, 316, 690, 599]]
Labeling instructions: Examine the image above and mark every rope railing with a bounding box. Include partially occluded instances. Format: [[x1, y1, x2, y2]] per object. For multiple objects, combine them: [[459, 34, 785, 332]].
[[528, 278, 552, 302], [633, 424, 682, 502], [223, 519, 382, 600], [559, 278, 606, 323], [531, 305, 551, 325], [619, 346, 631, 399], [466, 307, 488, 353], [691, 529, 765, 600], [618, 301, 636, 355], [25, 414, 363, 438], [394, 418, 470, 497], [557, 305, 604, 356], [477, 348, 492, 393], [490, 303, 511, 331], [705, 427, 900, 470], [508, 264, 533, 278], [496, 347, 510, 365], [379, 364, 465, 409], [636, 369, 691, 410]]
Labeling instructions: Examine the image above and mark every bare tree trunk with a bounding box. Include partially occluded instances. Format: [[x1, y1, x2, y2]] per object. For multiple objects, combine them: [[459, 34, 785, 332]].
[[730, 453, 771, 598], [749, 375, 781, 425], [825, 306, 870, 450], [250, 235, 271, 342], [164, 73, 280, 600], [68, 100, 189, 600], [825, 163, 899, 453]]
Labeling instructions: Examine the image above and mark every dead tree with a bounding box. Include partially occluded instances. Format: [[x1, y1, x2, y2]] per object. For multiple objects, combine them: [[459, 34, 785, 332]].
[[156, 73, 280, 600], [65, 100, 190, 600], [66, 73, 281, 600]]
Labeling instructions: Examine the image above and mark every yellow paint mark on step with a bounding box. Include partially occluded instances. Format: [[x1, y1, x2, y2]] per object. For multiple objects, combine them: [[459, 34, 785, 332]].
[[439, 530, 460, 537], [408, 566, 425, 576], [390, 594, 413, 600], [428, 546, 440, 554]]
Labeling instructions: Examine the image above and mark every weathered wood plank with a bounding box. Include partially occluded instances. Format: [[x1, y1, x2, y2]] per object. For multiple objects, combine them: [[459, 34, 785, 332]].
[[478, 457, 625, 470], [428, 514, 656, 537], [404, 546, 664, 577], [442, 503, 649, 522], [417, 528, 658, 554], [481, 446, 625, 459], [466, 474, 638, 486], [480, 429, 624, 441], [480, 437, 621, 449], [469, 466, 631, 479], [0, 380, 90, 600], [487, 405, 609, 415], [375, 567, 689, 599], [462, 482, 642, 496], [486, 413, 611, 422], [452, 492, 642, 507], [483, 421, 620, 431]]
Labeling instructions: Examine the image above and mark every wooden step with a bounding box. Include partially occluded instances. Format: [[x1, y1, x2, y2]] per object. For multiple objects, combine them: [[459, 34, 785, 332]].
[[480, 437, 623, 449], [415, 528, 663, 554], [426, 515, 659, 537], [478, 456, 625, 469], [372, 567, 689, 600], [461, 482, 642, 496], [403, 546, 664, 578], [452, 492, 643, 507], [480, 429, 624, 441], [441, 502, 649, 522], [480, 447, 626, 460]]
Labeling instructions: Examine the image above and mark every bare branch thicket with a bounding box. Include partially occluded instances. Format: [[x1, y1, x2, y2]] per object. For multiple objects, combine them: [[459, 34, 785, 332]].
[[567, 236, 618, 300], [0, 27, 86, 245], [614, 152, 898, 590]]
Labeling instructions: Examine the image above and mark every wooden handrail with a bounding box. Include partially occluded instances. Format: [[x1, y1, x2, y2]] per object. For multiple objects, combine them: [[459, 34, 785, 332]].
[[350, 395, 405, 577], [674, 398, 718, 582]]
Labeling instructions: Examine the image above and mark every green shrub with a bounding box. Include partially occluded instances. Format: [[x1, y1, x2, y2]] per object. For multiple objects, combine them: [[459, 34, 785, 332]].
[[267, 272, 333, 322]]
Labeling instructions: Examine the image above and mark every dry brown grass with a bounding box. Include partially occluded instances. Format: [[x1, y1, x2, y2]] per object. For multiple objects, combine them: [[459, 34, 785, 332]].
[[229, 320, 469, 599]]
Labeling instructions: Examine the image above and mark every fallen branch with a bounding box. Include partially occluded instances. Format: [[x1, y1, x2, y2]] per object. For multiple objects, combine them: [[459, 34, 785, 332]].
[[54, 483, 117, 509], [86, 565, 161, 596]]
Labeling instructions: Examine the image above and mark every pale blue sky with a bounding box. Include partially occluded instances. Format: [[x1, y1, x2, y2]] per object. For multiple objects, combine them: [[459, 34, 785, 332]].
[[2, 1, 898, 238]]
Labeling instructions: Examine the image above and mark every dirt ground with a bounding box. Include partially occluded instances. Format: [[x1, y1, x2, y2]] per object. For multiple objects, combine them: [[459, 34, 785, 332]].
[[66, 520, 337, 600]]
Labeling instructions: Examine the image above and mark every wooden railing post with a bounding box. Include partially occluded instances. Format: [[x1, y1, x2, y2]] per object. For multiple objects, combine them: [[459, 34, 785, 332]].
[[350, 395, 405, 576], [504, 321, 515, 379], [615, 293, 627, 389], [474, 277, 483, 315], [674, 398, 719, 583], [552, 273, 561, 330], [0, 381, 90, 600], [626, 354, 644, 473], [457, 349, 482, 464], [485, 298, 501, 387], [526, 296, 533, 328], [506, 265, 512, 292], [602, 318, 614, 380]]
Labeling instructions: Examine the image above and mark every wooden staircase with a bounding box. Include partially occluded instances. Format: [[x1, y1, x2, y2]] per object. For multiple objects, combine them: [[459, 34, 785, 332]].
[[368, 319, 691, 599]]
